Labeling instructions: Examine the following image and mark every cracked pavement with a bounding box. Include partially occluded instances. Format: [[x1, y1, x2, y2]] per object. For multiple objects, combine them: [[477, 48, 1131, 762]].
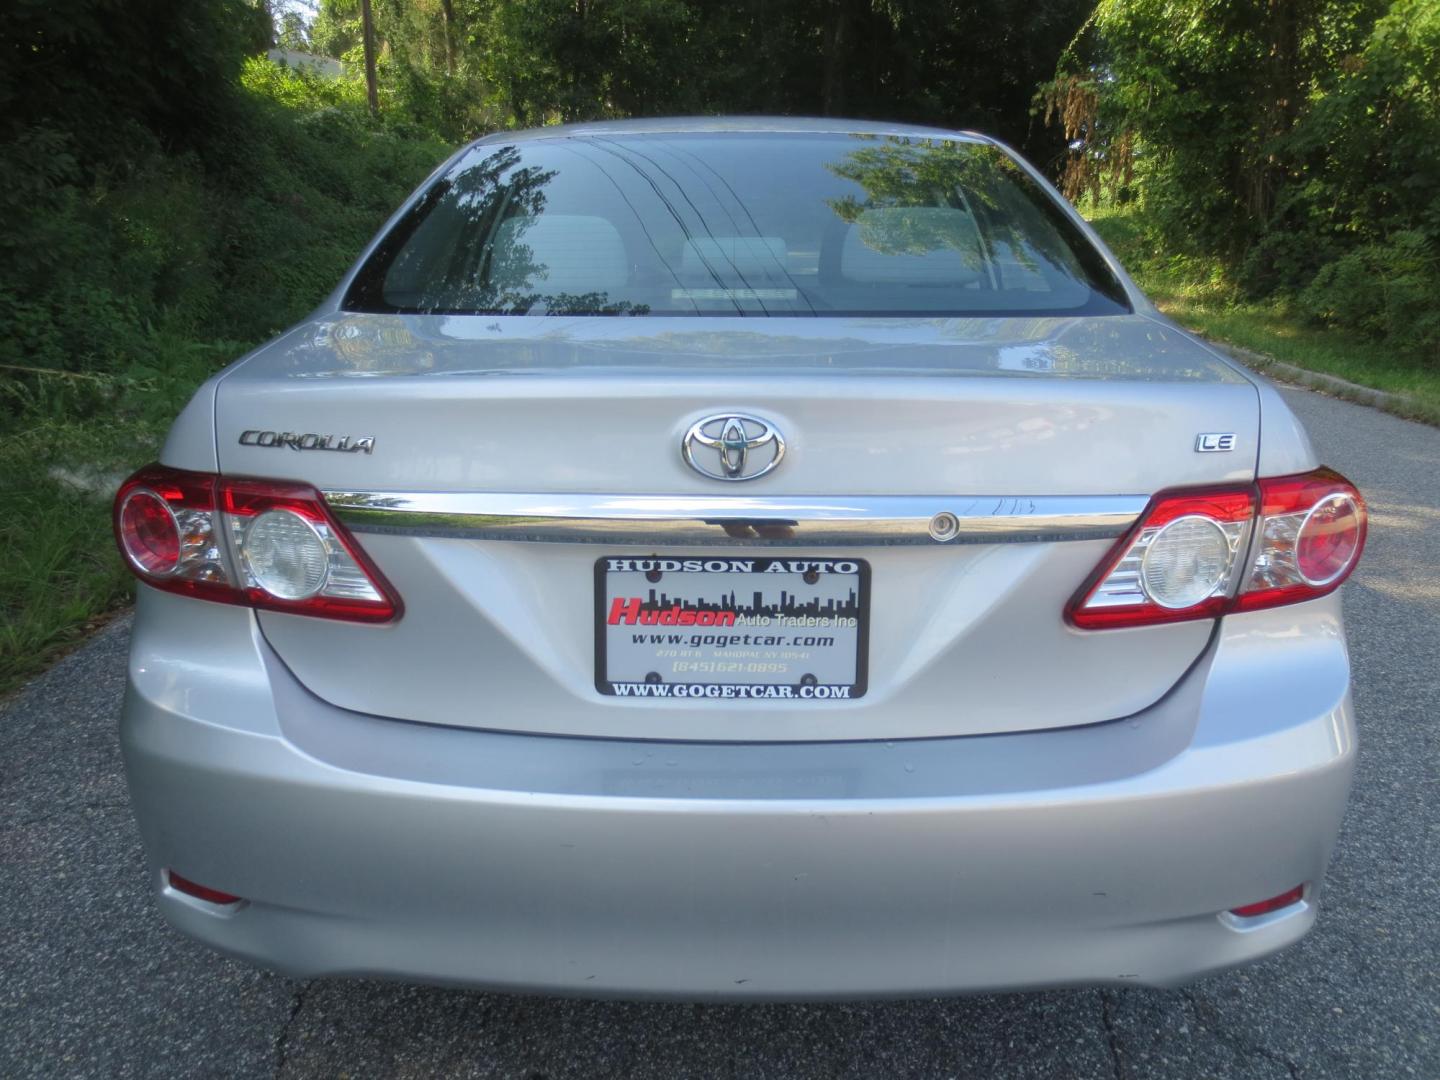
[[2, 384, 1437, 1078]]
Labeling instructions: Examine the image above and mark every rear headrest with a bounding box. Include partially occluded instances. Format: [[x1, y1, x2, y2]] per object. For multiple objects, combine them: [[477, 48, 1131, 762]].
[[838, 207, 983, 286], [492, 214, 628, 294], [681, 236, 788, 278]]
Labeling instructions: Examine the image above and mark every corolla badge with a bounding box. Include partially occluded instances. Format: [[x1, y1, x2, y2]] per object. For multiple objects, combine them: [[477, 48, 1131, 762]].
[[239, 430, 375, 454], [682, 414, 786, 481]]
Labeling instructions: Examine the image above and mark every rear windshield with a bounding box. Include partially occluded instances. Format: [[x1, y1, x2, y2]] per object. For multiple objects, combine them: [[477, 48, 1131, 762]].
[[345, 132, 1130, 318]]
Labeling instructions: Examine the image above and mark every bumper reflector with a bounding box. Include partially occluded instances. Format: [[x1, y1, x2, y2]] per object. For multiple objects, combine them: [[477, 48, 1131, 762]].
[[1229, 884, 1305, 918], [167, 870, 242, 906]]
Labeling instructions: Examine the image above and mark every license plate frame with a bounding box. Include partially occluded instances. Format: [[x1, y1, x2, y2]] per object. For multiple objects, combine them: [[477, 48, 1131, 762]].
[[594, 555, 870, 701]]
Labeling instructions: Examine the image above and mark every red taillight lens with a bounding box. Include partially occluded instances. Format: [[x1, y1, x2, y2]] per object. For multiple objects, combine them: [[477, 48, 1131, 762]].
[[1070, 468, 1365, 629], [113, 466, 236, 605], [1229, 884, 1305, 918], [117, 489, 181, 575], [167, 870, 242, 905], [1297, 497, 1364, 583], [112, 465, 400, 623]]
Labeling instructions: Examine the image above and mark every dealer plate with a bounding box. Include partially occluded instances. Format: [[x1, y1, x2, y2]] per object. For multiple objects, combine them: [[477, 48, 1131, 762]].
[[595, 556, 870, 700]]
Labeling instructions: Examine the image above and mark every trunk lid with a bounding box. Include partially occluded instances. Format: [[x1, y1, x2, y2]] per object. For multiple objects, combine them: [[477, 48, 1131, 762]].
[[215, 313, 1257, 741]]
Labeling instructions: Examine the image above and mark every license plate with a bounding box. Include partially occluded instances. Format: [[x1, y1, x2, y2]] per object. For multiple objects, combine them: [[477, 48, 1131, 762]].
[[595, 556, 869, 700]]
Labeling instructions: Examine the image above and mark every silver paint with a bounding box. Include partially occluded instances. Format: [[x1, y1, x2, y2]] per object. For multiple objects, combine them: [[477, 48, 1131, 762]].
[[121, 586, 1354, 998]]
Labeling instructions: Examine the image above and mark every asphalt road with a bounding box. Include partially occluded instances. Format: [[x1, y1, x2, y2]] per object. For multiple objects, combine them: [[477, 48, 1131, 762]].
[[2, 384, 1437, 1079]]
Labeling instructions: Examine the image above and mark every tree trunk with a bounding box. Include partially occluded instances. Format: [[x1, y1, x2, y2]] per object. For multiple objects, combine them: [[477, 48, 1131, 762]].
[[1248, 0, 1306, 223], [440, 0, 457, 77], [360, 0, 379, 115], [820, 0, 853, 116]]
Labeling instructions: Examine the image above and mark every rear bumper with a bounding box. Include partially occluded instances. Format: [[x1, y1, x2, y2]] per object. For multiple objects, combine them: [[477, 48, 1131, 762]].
[[120, 589, 1356, 1000]]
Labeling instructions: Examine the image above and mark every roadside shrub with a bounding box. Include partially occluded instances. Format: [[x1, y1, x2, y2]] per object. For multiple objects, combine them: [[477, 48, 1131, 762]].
[[0, 1, 268, 170], [210, 59, 449, 340], [1301, 233, 1440, 362], [0, 56, 449, 432], [1282, 0, 1440, 363], [0, 152, 224, 420], [1238, 231, 1337, 299], [1057, 0, 1440, 364]]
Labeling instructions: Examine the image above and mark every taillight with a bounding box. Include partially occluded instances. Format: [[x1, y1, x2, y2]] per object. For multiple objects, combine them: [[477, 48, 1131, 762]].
[[114, 466, 236, 605], [219, 477, 401, 621], [1068, 488, 1256, 629], [113, 465, 400, 622], [1069, 468, 1365, 629], [1235, 469, 1367, 612]]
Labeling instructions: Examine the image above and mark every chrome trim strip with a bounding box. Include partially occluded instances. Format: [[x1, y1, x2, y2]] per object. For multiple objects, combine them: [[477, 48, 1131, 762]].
[[324, 492, 1147, 547]]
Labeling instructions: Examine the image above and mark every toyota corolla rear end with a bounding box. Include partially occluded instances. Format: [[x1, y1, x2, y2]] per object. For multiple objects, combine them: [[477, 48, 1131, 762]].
[[115, 119, 1365, 999]]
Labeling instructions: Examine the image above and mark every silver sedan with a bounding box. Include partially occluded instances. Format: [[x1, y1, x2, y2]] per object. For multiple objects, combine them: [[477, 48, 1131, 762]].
[[113, 118, 1365, 999]]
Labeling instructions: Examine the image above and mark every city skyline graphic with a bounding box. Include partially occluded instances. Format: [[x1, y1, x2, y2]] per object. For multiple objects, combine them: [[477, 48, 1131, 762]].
[[629, 584, 862, 621]]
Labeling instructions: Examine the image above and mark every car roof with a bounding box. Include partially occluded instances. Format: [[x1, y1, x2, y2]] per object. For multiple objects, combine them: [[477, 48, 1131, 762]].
[[474, 116, 995, 146]]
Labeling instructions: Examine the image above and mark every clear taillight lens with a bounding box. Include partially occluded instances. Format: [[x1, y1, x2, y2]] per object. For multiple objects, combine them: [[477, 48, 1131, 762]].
[[1068, 489, 1255, 629], [220, 476, 399, 620], [1069, 468, 1365, 629], [241, 511, 331, 599], [113, 465, 400, 623]]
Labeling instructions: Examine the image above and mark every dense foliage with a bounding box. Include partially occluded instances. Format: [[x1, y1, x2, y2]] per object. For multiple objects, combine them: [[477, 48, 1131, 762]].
[[0, 16, 447, 425], [302, 0, 1095, 157], [1045, 0, 1440, 360], [0, 0, 1113, 429], [0, 3, 447, 687]]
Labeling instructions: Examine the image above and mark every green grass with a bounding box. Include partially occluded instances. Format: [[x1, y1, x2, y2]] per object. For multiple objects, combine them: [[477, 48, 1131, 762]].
[[1088, 204, 1440, 424], [0, 417, 161, 693], [0, 332, 244, 694]]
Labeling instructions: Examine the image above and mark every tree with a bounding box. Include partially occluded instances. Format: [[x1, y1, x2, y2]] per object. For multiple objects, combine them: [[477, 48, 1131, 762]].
[[1042, 0, 1440, 356], [360, 0, 379, 113], [1040, 0, 1390, 252], [277, 11, 312, 50], [459, 0, 1093, 161], [0, 0, 270, 168]]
